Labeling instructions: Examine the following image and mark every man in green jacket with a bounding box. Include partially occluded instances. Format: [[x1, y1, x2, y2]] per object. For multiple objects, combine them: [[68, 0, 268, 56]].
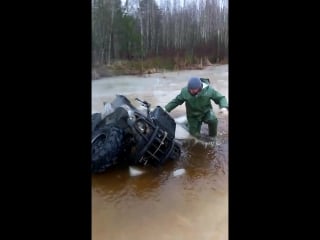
[[164, 77, 228, 141]]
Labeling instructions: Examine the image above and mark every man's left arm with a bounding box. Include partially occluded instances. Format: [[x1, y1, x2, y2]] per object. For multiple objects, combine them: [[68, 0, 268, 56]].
[[210, 88, 228, 110]]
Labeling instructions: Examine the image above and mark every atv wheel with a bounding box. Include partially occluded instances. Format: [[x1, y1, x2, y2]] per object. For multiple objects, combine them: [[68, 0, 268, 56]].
[[92, 113, 102, 132], [168, 142, 181, 161], [91, 126, 124, 173]]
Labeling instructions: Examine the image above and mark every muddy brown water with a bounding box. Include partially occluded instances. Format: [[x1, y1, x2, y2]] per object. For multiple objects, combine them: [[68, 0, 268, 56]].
[[92, 65, 228, 240]]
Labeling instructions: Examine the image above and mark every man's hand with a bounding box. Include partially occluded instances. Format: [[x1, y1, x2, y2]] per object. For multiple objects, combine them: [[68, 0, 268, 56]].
[[219, 107, 228, 115]]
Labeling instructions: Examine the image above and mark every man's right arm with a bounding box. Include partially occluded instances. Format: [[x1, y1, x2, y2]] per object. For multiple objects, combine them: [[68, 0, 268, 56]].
[[165, 91, 185, 112]]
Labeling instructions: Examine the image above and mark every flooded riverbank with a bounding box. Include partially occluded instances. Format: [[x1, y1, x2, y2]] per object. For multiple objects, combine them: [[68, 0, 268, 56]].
[[92, 64, 228, 240]]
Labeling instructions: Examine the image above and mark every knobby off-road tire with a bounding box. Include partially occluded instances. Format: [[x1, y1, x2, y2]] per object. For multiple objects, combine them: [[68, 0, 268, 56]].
[[91, 126, 124, 173], [92, 113, 102, 132], [168, 142, 181, 161]]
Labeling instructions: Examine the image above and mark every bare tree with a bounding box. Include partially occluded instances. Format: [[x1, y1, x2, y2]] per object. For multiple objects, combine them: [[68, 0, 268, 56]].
[[92, 0, 228, 66]]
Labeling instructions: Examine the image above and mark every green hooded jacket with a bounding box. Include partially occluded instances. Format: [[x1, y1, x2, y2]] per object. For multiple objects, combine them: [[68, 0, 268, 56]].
[[165, 79, 228, 119]]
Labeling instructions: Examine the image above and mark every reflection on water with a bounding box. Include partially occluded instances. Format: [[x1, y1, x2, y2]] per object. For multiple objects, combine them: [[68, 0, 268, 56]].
[[92, 65, 228, 240], [92, 141, 228, 240]]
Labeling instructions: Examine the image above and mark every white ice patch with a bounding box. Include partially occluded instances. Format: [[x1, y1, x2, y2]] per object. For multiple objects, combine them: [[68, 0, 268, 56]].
[[175, 124, 192, 140], [174, 115, 194, 140], [129, 166, 145, 177], [173, 168, 186, 177], [174, 115, 217, 147], [174, 115, 188, 124]]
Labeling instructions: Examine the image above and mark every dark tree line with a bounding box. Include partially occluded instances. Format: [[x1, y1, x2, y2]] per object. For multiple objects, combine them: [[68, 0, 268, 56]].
[[92, 0, 228, 66]]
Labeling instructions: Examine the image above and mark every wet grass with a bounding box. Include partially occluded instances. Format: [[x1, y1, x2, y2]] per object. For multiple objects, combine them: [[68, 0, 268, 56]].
[[92, 56, 228, 79]]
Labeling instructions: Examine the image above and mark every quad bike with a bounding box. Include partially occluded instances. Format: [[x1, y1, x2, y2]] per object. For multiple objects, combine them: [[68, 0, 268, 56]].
[[91, 95, 181, 173]]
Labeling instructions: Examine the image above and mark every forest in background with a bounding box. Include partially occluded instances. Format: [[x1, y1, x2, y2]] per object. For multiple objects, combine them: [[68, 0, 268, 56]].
[[92, 0, 228, 78]]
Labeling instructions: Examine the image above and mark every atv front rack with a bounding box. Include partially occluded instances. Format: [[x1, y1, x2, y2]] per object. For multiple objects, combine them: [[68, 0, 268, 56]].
[[131, 112, 177, 166]]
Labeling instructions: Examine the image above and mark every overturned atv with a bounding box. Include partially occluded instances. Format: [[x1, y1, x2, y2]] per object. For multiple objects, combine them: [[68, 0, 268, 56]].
[[91, 95, 181, 173]]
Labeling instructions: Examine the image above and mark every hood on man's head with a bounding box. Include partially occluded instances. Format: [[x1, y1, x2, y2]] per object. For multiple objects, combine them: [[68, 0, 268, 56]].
[[188, 77, 202, 89]]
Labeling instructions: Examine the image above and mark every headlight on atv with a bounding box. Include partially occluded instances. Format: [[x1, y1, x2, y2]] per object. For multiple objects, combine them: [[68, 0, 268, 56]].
[[128, 109, 136, 121], [136, 120, 147, 133]]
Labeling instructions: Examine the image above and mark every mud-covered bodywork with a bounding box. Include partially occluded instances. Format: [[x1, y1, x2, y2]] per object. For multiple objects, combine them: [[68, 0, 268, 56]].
[[91, 95, 181, 173]]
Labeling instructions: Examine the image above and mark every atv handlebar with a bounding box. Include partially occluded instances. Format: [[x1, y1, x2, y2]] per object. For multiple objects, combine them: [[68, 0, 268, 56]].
[[135, 97, 152, 119], [135, 98, 151, 108]]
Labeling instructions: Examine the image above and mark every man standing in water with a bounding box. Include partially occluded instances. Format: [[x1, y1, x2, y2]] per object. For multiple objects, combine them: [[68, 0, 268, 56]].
[[164, 77, 228, 143]]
